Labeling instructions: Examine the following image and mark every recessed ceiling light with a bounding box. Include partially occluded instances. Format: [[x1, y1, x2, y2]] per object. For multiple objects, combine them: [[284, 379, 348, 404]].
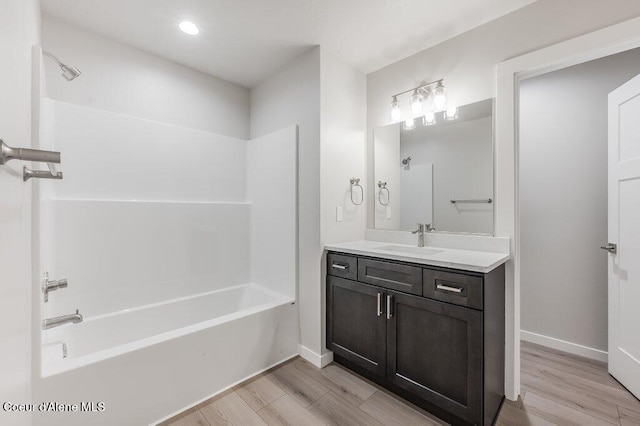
[[179, 21, 199, 35]]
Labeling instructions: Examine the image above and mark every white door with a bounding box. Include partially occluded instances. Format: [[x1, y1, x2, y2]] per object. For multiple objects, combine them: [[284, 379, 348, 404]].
[[607, 73, 640, 398]]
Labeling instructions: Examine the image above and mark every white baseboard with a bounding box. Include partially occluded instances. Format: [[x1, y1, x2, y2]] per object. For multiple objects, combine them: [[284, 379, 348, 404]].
[[521, 330, 608, 362], [299, 344, 333, 368]]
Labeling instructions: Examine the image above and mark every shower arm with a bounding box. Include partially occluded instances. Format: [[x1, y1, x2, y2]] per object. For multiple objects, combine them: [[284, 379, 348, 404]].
[[42, 50, 64, 67]]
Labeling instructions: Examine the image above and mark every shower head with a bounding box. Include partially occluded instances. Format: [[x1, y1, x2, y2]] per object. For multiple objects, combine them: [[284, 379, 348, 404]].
[[43, 50, 81, 81], [60, 64, 81, 81], [402, 156, 412, 166]]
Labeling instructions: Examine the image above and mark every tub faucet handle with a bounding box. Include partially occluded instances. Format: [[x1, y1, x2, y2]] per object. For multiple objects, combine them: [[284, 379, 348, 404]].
[[42, 272, 69, 303]]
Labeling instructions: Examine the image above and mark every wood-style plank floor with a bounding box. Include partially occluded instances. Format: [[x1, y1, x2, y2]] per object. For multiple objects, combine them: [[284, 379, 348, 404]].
[[160, 342, 640, 426]]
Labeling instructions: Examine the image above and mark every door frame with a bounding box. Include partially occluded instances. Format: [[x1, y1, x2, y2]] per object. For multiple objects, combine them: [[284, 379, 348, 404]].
[[495, 16, 640, 400]]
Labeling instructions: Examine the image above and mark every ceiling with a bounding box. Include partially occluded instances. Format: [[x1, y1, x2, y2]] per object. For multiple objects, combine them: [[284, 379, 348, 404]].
[[41, 0, 536, 88]]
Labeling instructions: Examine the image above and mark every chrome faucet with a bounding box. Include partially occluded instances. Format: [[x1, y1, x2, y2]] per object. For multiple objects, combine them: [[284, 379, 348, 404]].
[[411, 223, 435, 247], [42, 272, 68, 302], [42, 309, 83, 330]]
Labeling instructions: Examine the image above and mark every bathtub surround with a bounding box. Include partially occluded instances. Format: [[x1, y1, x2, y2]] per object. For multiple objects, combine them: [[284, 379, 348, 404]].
[[367, 0, 640, 399], [34, 95, 298, 424], [0, 2, 40, 426]]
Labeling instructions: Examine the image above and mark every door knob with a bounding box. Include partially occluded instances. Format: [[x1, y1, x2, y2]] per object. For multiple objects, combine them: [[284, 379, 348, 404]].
[[600, 243, 617, 254]]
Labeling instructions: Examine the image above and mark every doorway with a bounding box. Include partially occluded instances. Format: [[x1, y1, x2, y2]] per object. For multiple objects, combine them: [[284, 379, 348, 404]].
[[494, 15, 640, 401], [518, 48, 640, 361], [512, 47, 640, 423]]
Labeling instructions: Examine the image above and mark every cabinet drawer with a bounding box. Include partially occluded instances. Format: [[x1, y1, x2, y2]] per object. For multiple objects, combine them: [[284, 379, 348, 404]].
[[327, 252, 358, 280], [423, 269, 483, 310], [358, 258, 422, 295]]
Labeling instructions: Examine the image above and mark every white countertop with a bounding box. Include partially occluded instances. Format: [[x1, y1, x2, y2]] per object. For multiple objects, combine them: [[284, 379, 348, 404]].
[[325, 240, 510, 273]]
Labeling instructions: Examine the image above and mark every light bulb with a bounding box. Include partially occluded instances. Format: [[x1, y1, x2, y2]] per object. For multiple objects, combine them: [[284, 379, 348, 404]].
[[445, 106, 458, 120], [433, 82, 447, 112], [424, 108, 436, 126], [390, 96, 402, 123], [404, 114, 415, 130], [179, 21, 200, 35], [410, 90, 424, 117]]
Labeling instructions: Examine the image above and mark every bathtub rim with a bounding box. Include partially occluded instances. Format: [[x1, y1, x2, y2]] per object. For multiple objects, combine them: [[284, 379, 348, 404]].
[[40, 283, 294, 378]]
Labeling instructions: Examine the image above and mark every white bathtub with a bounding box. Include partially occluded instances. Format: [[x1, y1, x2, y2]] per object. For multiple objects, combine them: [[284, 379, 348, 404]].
[[41, 284, 292, 377], [35, 284, 298, 426]]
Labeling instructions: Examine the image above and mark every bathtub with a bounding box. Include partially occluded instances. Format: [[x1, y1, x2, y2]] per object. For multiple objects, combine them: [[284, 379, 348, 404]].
[[34, 284, 299, 426]]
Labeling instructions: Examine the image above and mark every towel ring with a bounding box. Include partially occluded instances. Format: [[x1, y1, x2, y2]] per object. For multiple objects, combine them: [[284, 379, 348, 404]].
[[350, 178, 363, 205], [378, 181, 389, 206]]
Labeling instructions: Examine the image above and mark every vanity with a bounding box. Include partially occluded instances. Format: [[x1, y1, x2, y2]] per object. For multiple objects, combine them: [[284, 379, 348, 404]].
[[326, 96, 507, 424], [325, 240, 508, 426]]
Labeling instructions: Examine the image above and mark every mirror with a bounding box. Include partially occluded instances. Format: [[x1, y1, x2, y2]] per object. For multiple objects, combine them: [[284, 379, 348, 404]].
[[373, 98, 494, 235]]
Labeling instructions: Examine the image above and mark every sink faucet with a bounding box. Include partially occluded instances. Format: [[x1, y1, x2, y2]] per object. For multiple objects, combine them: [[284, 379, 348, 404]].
[[42, 309, 83, 330], [411, 223, 435, 247]]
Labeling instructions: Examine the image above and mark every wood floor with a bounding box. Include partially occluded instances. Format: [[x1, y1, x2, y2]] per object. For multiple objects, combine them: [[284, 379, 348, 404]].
[[160, 342, 640, 426]]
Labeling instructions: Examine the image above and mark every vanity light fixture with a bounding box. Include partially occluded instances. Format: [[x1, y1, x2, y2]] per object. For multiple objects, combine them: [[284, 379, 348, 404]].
[[432, 81, 447, 112], [404, 114, 415, 130], [390, 96, 402, 123], [445, 106, 458, 120], [410, 89, 424, 117], [424, 108, 436, 126], [388, 79, 451, 126], [179, 21, 200, 35]]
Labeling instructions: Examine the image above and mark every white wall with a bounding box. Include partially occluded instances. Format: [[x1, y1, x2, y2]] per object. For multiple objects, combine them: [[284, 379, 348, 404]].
[[366, 0, 640, 398], [366, 0, 640, 228], [0, 1, 40, 425], [519, 47, 640, 355], [401, 117, 493, 234], [319, 49, 367, 355], [250, 47, 322, 358], [42, 15, 250, 139]]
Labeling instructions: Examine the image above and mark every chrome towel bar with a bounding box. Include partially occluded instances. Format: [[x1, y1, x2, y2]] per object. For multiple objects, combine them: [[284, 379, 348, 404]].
[[450, 198, 492, 204]]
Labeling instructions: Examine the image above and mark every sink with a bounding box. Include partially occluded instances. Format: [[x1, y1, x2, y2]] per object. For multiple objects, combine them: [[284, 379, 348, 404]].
[[375, 245, 443, 256]]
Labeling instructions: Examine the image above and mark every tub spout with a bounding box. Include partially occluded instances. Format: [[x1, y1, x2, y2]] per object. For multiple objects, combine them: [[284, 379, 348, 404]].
[[42, 309, 83, 330]]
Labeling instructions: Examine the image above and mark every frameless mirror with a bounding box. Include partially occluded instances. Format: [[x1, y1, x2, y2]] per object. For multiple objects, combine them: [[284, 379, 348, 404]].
[[373, 98, 494, 235]]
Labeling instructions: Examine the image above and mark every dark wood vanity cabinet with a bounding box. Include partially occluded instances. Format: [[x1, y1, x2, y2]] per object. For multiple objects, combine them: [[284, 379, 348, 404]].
[[326, 252, 505, 426], [326, 275, 387, 377]]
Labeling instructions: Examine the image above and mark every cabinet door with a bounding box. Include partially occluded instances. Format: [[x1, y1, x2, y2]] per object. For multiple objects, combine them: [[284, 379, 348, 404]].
[[327, 276, 386, 378], [386, 291, 483, 424]]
